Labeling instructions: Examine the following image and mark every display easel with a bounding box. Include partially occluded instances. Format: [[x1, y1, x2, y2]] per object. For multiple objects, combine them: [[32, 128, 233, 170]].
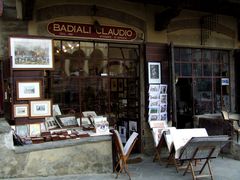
[[177, 135, 229, 180]]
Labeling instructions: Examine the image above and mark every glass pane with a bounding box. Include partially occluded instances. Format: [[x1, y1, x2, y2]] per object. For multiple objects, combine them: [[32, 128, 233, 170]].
[[180, 48, 191, 62], [214, 78, 221, 113], [221, 51, 229, 76], [193, 78, 212, 114], [181, 63, 192, 76], [175, 63, 180, 76], [192, 49, 201, 62], [109, 60, 128, 76], [95, 43, 108, 59], [193, 64, 202, 76], [212, 50, 220, 63], [213, 64, 221, 76], [80, 42, 94, 58], [53, 40, 63, 76], [109, 47, 123, 59], [174, 48, 180, 61], [124, 60, 138, 76], [203, 63, 212, 76], [89, 48, 105, 76], [202, 50, 211, 62], [80, 78, 109, 115], [122, 48, 139, 59], [62, 41, 79, 54]]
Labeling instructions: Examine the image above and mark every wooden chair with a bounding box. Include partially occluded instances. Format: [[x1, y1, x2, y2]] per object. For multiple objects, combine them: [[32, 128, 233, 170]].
[[113, 130, 138, 180], [221, 110, 240, 142], [232, 120, 240, 142]]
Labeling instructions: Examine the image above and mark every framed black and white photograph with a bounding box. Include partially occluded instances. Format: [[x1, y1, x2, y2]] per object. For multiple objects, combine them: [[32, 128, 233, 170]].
[[148, 84, 160, 93], [148, 114, 160, 121], [149, 99, 160, 108], [10, 36, 53, 69], [45, 117, 59, 130], [149, 92, 159, 100], [160, 112, 168, 121], [148, 62, 161, 84], [13, 104, 29, 118], [160, 84, 167, 94], [16, 80, 42, 100], [160, 94, 167, 104], [56, 115, 78, 127], [29, 100, 52, 118]]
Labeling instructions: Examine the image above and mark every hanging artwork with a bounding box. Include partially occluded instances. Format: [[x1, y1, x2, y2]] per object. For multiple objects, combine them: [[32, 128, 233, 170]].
[[10, 36, 53, 69], [148, 62, 161, 84]]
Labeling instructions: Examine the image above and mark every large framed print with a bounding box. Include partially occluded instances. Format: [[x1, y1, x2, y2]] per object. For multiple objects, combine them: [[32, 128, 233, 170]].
[[16, 80, 42, 100], [13, 104, 29, 118], [10, 37, 53, 69], [148, 62, 161, 84], [30, 100, 52, 118]]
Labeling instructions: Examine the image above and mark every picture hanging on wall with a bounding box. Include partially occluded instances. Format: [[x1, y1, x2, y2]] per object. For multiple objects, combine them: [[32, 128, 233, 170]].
[[148, 62, 161, 84], [10, 36, 53, 69]]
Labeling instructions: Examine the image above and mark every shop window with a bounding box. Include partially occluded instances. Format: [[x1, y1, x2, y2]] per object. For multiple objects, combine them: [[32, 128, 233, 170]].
[[175, 47, 230, 115], [49, 40, 140, 121]]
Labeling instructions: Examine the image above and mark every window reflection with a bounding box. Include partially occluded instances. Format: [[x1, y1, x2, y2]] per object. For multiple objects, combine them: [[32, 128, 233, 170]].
[[50, 40, 139, 116]]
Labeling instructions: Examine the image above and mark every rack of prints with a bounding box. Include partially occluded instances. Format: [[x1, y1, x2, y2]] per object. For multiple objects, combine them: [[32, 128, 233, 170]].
[[148, 84, 168, 122]]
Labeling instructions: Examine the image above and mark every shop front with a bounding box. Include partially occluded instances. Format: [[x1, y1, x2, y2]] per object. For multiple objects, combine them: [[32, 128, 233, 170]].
[[1, 0, 240, 178]]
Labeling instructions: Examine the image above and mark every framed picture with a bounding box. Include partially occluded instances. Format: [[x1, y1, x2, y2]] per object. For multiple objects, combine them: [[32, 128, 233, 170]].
[[160, 84, 167, 94], [45, 117, 59, 130], [56, 115, 78, 127], [82, 111, 97, 117], [29, 123, 41, 137], [148, 62, 161, 84], [13, 104, 29, 118], [149, 84, 160, 93], [16, 125, 29, 137], [10, 37, 53, 69], [110, 78, 117, 92], [16, 80, 42, 100], [118, 79, 124, 91], [29, 99, 52, 118]]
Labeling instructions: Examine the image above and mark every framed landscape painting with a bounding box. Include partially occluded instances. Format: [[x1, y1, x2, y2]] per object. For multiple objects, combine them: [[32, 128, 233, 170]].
[[13, 104, 29, 118], [30, 100, 52, 118], [16, 80, 42, 100], [10, 36, 53, 69]]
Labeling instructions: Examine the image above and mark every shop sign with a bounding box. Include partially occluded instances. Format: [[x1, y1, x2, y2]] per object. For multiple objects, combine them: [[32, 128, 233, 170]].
[[47, 21, 137, 41], [221, 78, 229, 86]]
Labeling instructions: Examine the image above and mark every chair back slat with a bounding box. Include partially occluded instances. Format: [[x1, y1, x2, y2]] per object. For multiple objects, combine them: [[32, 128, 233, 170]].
[[124, 132, 138, 156], [221, 110, 229, 120], [113, 130, 124, 155]]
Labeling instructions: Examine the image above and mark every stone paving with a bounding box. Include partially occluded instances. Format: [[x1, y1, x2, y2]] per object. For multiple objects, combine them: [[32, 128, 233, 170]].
[[3, 154, 240, 180]]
